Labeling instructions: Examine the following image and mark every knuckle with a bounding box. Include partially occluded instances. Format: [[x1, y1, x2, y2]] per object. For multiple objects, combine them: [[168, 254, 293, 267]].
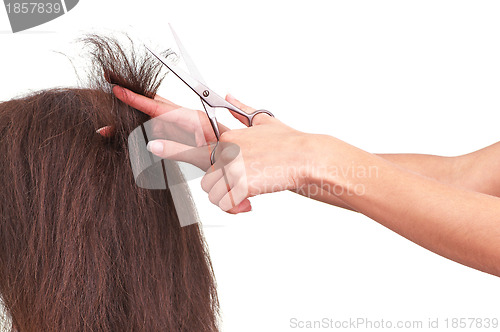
[[219, 130, 234, 142], [219, 147, 241, 167], [208, 190, 219, 205], [200, 176, 210, 193], [125, 89, 134, 103], [226, 165, 239, 180], [220, 148, 235, 163], [221, 195, 235, 211], [236, 179, 249, 196], [153, 103, 160, 117]]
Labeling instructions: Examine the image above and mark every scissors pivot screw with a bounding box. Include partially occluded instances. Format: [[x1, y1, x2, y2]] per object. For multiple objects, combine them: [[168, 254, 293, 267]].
[[203, 90, 210, 97]]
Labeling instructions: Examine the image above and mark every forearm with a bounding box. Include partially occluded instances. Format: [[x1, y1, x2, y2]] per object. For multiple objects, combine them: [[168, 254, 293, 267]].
[[378, 142, 500, 197], [291, 185, 355, 211], [307, 134, 500, 277], [376, 153, 458, 185], [292, 150, 459, 211]]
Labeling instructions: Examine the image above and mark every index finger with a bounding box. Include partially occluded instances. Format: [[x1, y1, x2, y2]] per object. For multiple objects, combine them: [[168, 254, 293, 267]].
[[112, 85, 180, 118]]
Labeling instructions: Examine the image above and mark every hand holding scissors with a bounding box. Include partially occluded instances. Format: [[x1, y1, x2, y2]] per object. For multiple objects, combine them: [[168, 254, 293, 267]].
[[144, 25, 274, 165], [110, 85, 255, 214], [104, 26, 308, 213]]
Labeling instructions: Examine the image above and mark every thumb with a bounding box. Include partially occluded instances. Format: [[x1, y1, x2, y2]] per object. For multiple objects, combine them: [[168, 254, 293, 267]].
[[225, 94, 256, 127], [226, 198, 252, 214]]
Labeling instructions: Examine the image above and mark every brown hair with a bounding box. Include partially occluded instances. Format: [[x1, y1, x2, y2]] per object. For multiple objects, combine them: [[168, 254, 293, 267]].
[[0, 35, 219, 331]]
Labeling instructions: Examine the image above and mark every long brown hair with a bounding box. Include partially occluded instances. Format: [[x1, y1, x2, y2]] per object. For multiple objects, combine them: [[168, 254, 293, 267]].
[[0, 35, 219, 331]]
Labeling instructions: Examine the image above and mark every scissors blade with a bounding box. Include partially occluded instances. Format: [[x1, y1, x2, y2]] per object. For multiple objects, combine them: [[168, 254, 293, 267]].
[[168, 24, 217, 122], [145, 45, 228, 108], [169, 24, 207, 86]]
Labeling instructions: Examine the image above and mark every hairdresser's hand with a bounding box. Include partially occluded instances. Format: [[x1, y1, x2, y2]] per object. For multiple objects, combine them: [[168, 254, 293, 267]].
[[109, 86, 225, 170], [104, 86, 252, 213], [198, 95, 312, 213]]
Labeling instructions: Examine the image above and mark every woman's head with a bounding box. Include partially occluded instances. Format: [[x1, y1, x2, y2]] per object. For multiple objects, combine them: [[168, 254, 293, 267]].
[[0, 35, 218, 331]]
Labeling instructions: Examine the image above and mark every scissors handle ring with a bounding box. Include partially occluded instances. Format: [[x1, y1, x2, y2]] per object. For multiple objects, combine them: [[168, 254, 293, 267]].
[[209, 109, 275, 165], [247, 109, 274, 126]]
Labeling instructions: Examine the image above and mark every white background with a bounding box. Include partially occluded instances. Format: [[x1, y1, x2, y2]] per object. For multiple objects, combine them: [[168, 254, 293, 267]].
[[1, 1, 500, 331]]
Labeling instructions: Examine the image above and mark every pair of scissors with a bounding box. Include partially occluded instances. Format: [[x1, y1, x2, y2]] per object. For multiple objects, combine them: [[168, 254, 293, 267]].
[[145, 24, 274, 165]]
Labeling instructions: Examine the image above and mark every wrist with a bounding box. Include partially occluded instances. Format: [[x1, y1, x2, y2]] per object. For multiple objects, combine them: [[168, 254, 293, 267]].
[[293, 133, 334, 188], [300, 133, 362, 191]]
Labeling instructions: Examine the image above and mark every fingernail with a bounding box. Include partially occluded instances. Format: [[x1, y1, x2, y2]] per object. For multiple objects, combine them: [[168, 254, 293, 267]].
[[239, 200, 252, 213], [227, 93, 236, 101], [241, 206, 252, 213], [146, 141, 164, 155]]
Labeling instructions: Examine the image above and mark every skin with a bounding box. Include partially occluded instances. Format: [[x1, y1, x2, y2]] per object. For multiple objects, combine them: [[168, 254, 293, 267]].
[[107, 85, 500, 277]]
